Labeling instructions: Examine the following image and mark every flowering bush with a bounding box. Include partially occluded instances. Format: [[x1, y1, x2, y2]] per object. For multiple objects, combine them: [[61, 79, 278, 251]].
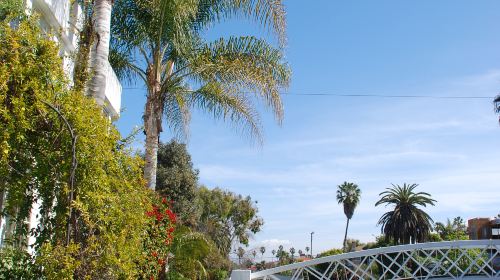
[[143, 196, 176, 279]]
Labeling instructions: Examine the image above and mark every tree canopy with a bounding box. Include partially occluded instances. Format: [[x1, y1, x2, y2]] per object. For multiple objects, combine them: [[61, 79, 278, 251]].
[[434, 216, 468, 241], [375, 183, 436, 244], [194, 186, 263, 257], [156, 140, 199, 224]]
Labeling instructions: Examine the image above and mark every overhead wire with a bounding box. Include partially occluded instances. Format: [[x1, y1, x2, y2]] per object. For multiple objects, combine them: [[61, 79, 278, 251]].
[[122, 87, 494, 100]]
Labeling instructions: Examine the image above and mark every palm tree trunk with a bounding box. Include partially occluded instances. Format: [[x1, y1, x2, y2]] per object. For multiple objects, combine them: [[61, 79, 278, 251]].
[[143, 65, 163, 190], [343, 218, 350, 252], [88, 0, 112, 105]]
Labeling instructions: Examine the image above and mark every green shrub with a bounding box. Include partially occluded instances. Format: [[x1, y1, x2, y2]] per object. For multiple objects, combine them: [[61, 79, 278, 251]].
[[0, 247, 41, 280]]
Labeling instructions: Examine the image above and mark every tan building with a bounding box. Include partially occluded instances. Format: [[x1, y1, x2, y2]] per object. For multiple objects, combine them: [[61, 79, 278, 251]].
[[468, 215, 500, 240]]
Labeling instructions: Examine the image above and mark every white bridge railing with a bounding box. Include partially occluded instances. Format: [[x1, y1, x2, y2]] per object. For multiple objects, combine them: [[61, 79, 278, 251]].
[[232, 240, 500, 280]]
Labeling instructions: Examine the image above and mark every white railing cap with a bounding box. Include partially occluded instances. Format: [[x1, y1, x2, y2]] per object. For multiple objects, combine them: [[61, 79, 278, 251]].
[[251, 240, 500, 279]]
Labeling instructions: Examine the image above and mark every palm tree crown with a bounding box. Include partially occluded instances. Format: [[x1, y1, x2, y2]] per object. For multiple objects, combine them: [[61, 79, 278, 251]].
[[375, 183, 436, 244], [336, 182, 361, 219], [110, 0, 290, 189], [259, 246, 265, 256], [336, 181, 361, 251]]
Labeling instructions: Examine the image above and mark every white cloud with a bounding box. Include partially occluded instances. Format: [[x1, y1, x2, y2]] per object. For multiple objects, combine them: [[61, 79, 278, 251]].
[[193, 69, 500, 255], [253, 239, 292, 248]]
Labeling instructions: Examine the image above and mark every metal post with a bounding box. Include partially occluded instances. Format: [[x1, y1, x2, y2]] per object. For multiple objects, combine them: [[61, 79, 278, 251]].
[[310, 231, 314, 258]]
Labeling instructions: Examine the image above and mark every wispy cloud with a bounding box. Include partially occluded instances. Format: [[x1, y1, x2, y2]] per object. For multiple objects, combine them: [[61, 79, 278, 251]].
[[192, 69, 500, 253]]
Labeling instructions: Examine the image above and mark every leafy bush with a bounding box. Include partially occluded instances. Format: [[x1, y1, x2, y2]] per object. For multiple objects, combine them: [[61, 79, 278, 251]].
[[0, 5, 175, 279], [0, 247, 41, 280]]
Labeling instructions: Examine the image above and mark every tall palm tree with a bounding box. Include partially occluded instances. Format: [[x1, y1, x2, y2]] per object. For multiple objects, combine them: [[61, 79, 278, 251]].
[[375, 183, 436, 244], [110, 0, 290, 190], [336, 182, 361, 251]]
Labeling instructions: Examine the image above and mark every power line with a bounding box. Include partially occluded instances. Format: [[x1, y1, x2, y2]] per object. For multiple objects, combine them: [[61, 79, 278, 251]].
[[122, 88, 494, 100], [281, 93, 493, 99]]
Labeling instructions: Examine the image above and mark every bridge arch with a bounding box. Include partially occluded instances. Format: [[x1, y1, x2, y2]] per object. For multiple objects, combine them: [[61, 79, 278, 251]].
[[232, 240, 500, 280]]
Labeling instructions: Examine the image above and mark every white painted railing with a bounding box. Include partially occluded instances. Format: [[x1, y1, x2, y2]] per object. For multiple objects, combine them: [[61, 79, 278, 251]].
[[104, 61, 122, 118], [231, 240, 500, 280]]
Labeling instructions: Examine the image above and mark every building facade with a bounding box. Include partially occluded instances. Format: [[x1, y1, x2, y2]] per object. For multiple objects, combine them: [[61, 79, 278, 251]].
[[29, 0, 122, 117], [0, 0, 122, 249], [468, 215, 500, 240]]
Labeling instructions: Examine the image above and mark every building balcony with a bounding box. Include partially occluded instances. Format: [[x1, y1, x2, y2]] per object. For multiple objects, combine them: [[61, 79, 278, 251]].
[[104, 61, 122, 118], [30, 0, 122, 118]]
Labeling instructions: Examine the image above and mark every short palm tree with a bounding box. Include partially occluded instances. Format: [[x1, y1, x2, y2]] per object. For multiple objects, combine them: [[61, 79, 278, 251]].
[[375, 183, 436, 244], [336, 182, 361, 251], [260, 246, 265, 259], [237, 246, 245, 265], [169, 226, 212, 279], [110, 0, 290, 190]]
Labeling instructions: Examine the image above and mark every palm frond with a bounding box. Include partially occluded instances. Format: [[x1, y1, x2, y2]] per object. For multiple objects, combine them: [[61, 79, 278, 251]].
[[108, 48, 146, 84], [185, 36, 290, 124], [187, 82, 263, 143], [195, 0, 287, 46], [162, 83, 192, 140], [494, 94, 500, 113]]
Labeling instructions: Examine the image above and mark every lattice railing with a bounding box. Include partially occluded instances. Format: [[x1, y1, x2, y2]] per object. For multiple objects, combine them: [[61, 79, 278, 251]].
[[238, 240, 500, 280]]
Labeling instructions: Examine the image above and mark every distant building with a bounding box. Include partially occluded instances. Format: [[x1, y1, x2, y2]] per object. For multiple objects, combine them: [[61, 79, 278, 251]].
[[468, 215, 500, 240]]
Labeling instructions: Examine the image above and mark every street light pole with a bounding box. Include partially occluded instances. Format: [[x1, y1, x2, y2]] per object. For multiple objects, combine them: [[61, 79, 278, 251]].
[[310, 231, 314, 258]]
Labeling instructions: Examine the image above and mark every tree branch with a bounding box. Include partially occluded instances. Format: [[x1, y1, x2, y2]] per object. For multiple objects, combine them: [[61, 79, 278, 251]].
[[40, 100, 78, 246]]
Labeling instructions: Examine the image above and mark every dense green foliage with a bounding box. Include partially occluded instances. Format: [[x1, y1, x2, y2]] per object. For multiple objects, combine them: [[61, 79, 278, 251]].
[[363, 235, 395, 250], [274, 245, 290, 266], [0, 8, 175, 279], [375, 183, 436, 244], [0, 247, 40, 279], [434, 216, 468, 241], [156, 141, 199, 225], [154, 141, 263, 278], [194, 186, 263, 257]]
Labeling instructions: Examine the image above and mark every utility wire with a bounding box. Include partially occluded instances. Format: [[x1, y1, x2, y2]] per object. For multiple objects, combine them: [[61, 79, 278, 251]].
[[279, 93, 492, 99], [122, 87, 493, 99]]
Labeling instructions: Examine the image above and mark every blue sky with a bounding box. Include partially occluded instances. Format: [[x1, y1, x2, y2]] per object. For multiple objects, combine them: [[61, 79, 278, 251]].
[[116, 1, 500, 258]]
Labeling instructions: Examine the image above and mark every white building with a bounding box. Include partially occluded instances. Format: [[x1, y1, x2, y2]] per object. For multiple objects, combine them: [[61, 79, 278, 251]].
[[30, 0, 122, 117], [0, 0, 122, 248]]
